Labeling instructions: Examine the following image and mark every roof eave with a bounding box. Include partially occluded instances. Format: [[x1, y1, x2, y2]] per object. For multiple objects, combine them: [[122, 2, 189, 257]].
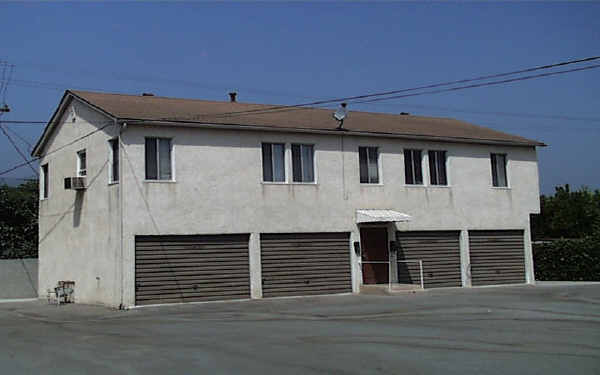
[[31, 90, 118, 157], [120, 118, 545, 148]]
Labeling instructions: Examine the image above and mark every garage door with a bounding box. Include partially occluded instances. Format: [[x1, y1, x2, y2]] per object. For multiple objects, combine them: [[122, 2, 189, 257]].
[[260, 232, 352, 298], [396, 231, 462, 288], [135, 234, 250, 305], [469, 230, 526, 286]]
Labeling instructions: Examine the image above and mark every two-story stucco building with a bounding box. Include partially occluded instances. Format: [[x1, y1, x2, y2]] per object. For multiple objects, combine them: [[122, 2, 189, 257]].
[[32, 90, 544, 308]]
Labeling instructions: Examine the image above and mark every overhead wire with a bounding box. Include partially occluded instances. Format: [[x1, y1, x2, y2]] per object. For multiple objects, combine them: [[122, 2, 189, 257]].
[[360, 102, 600, 123], [0, 124, 39, 176], [0, 121, 112, 177], [353, 64, 600, 105], [12, 60, 324, 102], [1, 56, 599, 176], [158, 62, 600, 123], [3, 124, 34, 150], [173, 56, 600, 121], [1, 63, 14, 104]]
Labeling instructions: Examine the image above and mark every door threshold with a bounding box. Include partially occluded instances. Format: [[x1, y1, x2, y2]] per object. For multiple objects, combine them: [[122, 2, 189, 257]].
[[360, 284, 423, 295]]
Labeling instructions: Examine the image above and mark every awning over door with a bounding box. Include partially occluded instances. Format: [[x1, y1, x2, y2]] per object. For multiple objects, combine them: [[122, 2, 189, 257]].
[[356, 209, 412, 224]]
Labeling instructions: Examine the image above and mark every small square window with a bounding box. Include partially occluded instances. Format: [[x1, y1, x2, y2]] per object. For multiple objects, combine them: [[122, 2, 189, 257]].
[[262, 143, 285, 182], [491, 153, 508, 187], [428, 150, 447, 185], [404, 149, 423, 185], [359, 146, 379, 184], [77, 150, 86, 177], [292, 144, 314, 183], [145, 138, 172, 180]]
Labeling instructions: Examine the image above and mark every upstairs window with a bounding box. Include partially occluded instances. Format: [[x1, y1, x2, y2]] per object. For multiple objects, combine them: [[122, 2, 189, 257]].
[[491, 153, 508, 187], [77, 150, 87, 177], [109, 138, 119, 183], [262, 143, 285, 182], [292, 144, 314, 183], [404, 149, 423, 185], [359, 146, 379, 184], [41, 163, 49, 199], [145, 138, 172, 180], [428, 150, 447, 185]]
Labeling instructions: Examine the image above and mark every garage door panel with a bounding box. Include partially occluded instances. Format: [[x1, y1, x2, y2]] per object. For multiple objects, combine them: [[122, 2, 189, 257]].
[[262, 260, 350, 268], [136, 252, 251, 259], [469, 230, 526, 286], [396, 231, 462, 289], [261, 232, 351, 298], [136, 276, 251, 286], [135, 234, 250, 305], [135, 290, 250, 305]]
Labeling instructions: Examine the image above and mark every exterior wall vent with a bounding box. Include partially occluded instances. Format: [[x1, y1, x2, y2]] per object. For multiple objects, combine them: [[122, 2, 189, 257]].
[[64, 177, 87, 190]]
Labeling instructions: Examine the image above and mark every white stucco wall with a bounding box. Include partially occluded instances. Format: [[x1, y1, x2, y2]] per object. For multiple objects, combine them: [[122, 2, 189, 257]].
[[37, 99, 541, 308], [118, 124, 540, 307], [37, 99, 121, 307]]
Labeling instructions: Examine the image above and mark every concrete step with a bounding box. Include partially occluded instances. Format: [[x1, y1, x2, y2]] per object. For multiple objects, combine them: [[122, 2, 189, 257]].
[[360, 284, 423, 295]]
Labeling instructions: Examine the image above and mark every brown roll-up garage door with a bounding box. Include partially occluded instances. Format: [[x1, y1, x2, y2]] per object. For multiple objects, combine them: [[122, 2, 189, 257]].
[[261, 232, 352, 298], [469, 230, 526, 286], [396, 231, 462, 288], [135, 234, 250, 306]]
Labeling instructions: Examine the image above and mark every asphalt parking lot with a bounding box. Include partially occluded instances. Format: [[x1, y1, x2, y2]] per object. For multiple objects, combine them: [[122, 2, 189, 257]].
[[1, 283, 599, 374]]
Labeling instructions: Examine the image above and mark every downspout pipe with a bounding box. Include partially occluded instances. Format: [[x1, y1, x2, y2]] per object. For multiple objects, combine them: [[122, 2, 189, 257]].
[[118, 120, 126, 310]]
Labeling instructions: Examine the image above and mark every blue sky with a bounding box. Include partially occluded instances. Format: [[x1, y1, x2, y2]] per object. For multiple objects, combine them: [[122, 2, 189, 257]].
[[0, 2, 598, 194]]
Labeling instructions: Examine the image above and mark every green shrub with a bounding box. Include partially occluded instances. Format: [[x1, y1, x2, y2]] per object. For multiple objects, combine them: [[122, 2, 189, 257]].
[[533, 235, 600, 281], [0, 180, 39, 259]]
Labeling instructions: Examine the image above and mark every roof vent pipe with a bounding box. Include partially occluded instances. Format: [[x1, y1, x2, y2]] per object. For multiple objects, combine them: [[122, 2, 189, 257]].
[[229, 92, 237, 102]]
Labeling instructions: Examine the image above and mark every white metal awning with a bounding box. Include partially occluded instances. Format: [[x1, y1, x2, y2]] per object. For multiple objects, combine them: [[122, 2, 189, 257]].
[[356, 209, 412, 223]]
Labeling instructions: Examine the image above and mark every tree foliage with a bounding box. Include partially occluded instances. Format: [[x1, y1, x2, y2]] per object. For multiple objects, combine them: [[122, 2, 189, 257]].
[[0, 180, 39, 258], [531, 184, 600, 240], [531, 184, 600, 281]]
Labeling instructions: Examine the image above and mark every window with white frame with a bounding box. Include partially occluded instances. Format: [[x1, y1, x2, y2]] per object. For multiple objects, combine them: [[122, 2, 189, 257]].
[[491, 153, 508, 187], [291, 144, 314, 183], [41, 163, 49, 199], [77, 150, 87, 177], [428, 150, 447, 185], [359, 146, 379, 184], [109, 138, 119, 183], [262, 143, 285, 182], [145, 138, 172, 180], [404, 149, 423, 185]]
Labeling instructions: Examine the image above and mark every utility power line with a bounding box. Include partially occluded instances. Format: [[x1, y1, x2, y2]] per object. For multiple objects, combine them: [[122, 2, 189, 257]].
[[3, 124, 34, 149], [362, 103, 600, 123], [2, 56, 599, 176], [175, 56, 600, 121], [353, 64, 600, 104], [0, 121, 113, 177], [0, 124, 38, 175], [12, 60, 322, 101]]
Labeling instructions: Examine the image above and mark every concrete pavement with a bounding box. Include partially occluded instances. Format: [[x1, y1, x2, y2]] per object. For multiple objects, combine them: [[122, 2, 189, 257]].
[[1, 283, 599, 374]]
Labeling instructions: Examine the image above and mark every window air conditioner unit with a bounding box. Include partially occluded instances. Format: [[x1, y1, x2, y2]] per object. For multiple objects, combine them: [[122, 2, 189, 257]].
[[64, 177, 87, 190]]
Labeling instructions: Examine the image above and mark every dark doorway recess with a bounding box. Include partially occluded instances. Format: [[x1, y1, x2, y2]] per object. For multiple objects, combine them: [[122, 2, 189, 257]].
[[361, 227, 389, 284]]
